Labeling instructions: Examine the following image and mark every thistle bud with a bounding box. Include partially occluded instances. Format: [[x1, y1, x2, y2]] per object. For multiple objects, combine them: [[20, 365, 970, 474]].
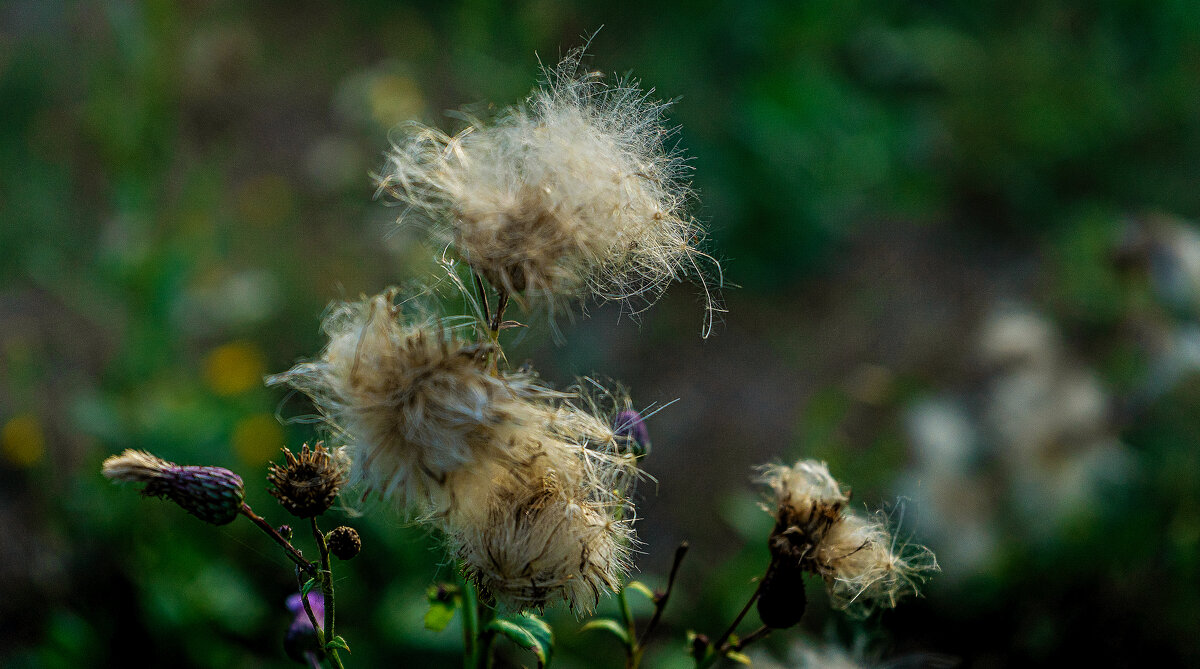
[[613, 409, 650, 458], [756, 564, 807, 629], [267, 442, 349, 518], [327, 526, 361, 560], [102, 450, 245, 525]]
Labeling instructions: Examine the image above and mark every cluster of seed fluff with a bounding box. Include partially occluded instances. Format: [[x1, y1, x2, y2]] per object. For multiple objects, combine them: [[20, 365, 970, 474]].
[[381, 48, 720, 333], [760, 460, 939, 618], [269, 290, 557, 515], [273, 289, 640, 612]]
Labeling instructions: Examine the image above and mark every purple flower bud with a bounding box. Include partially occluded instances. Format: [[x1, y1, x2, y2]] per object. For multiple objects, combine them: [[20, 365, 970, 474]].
[[613, 409, 650, 457], [101, 450, 245, 525], [284, 592, 325, 664]]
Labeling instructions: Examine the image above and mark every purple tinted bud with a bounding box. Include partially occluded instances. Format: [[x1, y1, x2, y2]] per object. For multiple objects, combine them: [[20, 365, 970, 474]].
[[143, 465, 245, 526], [284, 592, 325, 664], [613, 409, 650, 457]]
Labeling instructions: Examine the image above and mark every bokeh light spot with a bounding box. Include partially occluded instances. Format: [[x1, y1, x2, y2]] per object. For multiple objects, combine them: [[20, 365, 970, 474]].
[[2, 413, 46, 468], [231, 413, 284, 466], [204, 341, 266, 396]]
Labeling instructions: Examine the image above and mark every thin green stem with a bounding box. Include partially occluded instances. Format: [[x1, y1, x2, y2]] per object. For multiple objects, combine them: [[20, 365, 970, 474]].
[[638, 541, 689, 647], [617, 587, 638, 668], [695, 576, 767, 669], [461, 575, 479, 669], [311, 517, 345, 669]]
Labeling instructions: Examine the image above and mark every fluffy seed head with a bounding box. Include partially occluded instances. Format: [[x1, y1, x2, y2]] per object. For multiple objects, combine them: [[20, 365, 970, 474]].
[[269, 290, 558, 514], [454, 464, 635, 614], [759, 460, 939, 619], [102, 449, 245, 525], [381, 47, 722, 333], [267, 442, 351, 518]]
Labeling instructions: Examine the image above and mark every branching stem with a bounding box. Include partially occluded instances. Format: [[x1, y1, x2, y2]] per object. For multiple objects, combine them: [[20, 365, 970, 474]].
[[240, 503, 315, 575]]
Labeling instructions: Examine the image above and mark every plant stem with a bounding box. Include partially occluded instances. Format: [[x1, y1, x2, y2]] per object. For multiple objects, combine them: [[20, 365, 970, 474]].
[[476, 628, 496, 669], [240, 503, 315, 575], [311, 517, 345, 669], [489, 290, 509, 333], [461, 574, 479, 669], [617, 587, 637, 669], [696, 577, 766, 669], [638, 541, 689, 647], [473, 271, 492, 327], [728, 625, 771, 652]]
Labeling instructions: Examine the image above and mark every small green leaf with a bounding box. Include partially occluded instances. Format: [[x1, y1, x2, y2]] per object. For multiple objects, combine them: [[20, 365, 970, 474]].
[[579, 618, 630, 645], [625, 581, 656, 601], [301, 578, 317, 599], [487, 613, 555, 668], [424, 600, 457, 632], [726, 651, 752, 665], [325, 636, 351, 653], [422, 583, 461, 632]]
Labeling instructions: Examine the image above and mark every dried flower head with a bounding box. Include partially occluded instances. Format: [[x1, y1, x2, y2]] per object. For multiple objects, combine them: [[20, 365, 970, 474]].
[[759, 460, 939, 619], [102, 449, 245, 525], [269, 290, 558, 514], [327, 525, 362, 560], [267, 442, 350, 518], [381, 47, 722, 334]]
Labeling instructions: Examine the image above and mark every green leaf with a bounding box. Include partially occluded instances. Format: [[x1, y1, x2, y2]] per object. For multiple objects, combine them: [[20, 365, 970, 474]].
[[301, 578, 317, 599], [625, 581, 656, 601], [486, 613, 555, 668], [579, 618, 631, 645], [325, 636, 351, 653], [423, 584, 460, 632]]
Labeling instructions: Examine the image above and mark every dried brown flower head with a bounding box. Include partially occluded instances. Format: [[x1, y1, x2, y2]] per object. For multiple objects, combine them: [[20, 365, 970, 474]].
[[268, 442, 350, 518], [759, 460, 939, 619], [327, 525, 362, 560]]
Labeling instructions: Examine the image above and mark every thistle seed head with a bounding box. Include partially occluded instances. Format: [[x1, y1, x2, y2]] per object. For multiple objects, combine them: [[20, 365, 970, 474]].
[[102, 449, 245, 525], [269, 290, 560, 514], [758, 459, 939, 619], [453, 469, 634, 614], [381, 47, 722, 334], [267, 442, 350, 518]]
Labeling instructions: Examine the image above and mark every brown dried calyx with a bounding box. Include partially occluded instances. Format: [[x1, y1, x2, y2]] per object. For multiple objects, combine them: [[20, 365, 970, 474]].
[[268, 442, 349, 518]]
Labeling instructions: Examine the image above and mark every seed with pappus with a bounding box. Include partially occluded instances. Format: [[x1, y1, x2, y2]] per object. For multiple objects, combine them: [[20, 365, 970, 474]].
[[102, 449, 245, 525], [267, 442, 350, 518]]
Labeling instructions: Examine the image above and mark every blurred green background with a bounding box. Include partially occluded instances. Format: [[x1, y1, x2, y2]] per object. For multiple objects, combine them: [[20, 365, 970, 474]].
[[4, 1, 1200, 666]]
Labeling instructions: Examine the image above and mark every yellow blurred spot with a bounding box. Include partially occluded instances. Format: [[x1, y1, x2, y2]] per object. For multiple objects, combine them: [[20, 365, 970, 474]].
[[2, 413, 46, 467], [204, 341, 266, 396], [369, 74, 425, 128], [236, 173, 294, 228], [231, 414, 284, 466]]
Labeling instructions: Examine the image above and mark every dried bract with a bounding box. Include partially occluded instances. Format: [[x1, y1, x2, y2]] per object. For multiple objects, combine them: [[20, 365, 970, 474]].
[[267, 442, 350, 518]]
